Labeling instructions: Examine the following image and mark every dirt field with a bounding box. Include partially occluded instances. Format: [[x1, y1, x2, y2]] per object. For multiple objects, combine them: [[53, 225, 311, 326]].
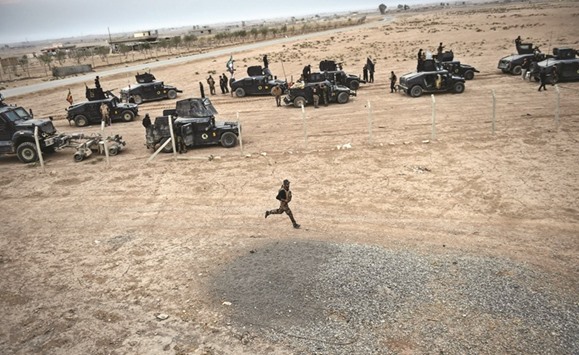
[[1, 1, 578, 354]]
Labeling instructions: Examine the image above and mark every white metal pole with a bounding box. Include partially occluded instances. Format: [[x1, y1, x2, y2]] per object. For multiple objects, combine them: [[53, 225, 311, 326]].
[[168, 115, 177, 160], [367, 100, 373, 145], [33, 126, 45, 172], [237, 111, 243, 156], [301, 103, 307, 150], [492, 89, 496, 135], [103, 137, 110, 167], [555, 85, 560, 130], [431, 94, 436, 140], [146, 137, 172, 164]]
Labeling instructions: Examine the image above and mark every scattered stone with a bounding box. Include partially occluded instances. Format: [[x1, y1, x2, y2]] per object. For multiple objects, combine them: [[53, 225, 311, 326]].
[[222, 301, 232, 306], [156, 313, 169, 321]]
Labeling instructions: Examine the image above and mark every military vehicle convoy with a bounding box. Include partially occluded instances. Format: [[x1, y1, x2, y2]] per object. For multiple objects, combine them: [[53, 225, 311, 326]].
[[120, 72, 182, 104], [284, 80, 355, 108], [230, 66, 288, 97], [398, 69, 465, 97], [144, 98, 240, 152], [531, 47, 579, 83], [0, 96, 61, 163], [497, 42, 550, 75], [66, 87, 139, 127]]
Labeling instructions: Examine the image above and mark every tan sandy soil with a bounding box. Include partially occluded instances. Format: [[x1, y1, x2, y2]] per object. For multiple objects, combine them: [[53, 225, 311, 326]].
[[1, 1, 578, 354]]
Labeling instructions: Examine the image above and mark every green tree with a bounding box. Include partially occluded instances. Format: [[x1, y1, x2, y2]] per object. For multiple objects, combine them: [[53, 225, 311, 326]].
[[95, 46, 110, 64], [18, 55, 30, 78], [260, 27, 269, 39], [36, 53, 53, 75], [250, 28, 258, 40], [55, 50, 67, 65]]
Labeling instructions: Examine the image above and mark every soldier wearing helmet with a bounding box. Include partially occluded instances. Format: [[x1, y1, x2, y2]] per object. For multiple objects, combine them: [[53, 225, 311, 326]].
[[265, 179, 300, 229]]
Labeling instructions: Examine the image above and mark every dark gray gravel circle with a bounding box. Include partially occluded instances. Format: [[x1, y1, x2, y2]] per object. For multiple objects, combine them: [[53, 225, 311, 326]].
[[209, 239, 578, 354]]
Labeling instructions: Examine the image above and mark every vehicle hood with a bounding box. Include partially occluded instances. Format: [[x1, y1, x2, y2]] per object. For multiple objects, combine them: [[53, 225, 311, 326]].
[[500, 54, 533, 62], [15, 118, 57, 134], [117, 102, 138, 109], [215, 121, 239, 130]]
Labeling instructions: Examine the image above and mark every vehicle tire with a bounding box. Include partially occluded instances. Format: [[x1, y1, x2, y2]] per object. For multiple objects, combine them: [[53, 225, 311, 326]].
[[337, 92, 350, 104], [121, 110, 135, 122], [73, 152, 84, 162], [220, 132, 238, 148], [75, 115, 89, 127], [108, 146, 119, 156], [453, 82, 465, 94], [133, 95, 143, 104], [235, 88, 246, 97], [160, 138, 173, 153], [349, 80, 360, 90], [511, 65, 522, 75], [16, 141, 39, 163], [464, 70, 475, 80], [293, 96, 306, 108], [410, 85, 423, 97], [167, 90, 177, 99]]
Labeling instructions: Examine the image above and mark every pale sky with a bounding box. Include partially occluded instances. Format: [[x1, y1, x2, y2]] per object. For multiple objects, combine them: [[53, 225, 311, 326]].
[[0, 0, 428, 45]]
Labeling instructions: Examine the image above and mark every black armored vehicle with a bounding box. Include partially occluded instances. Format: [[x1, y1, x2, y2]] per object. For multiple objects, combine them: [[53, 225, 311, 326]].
[[441, 61, 480, 80], [145, 97, 240, 152], [66, 87, 139, 127], [283, 80, 355, 108], [0, 95, 62, 163], [497, 42, 550, 75], [532, 47, 579, 83], [120, 72, 182, 104], [305, 60, 365, 90], [230, 66, 288, 98], [398, 69, 465, 97]]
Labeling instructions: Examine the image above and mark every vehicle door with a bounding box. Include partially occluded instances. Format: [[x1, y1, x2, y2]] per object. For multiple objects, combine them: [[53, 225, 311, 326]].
[[560, 61, 579, 80], [193, 119, 215, 145], [142, 83, 156, 99], [0, 115, 14, 151], [241, 78, 254, 94], [180, 123, 194, 147], [86, 102, 101, 121], [423, 74, 436, 89], [258, 77, 271, 94]]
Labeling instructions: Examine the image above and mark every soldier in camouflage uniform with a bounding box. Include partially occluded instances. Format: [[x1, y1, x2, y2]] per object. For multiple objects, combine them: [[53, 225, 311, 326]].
[[265, 179, 300, 229]]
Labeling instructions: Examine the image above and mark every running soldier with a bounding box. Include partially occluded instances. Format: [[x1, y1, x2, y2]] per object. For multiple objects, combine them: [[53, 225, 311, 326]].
[[265, 179, 300, 229]]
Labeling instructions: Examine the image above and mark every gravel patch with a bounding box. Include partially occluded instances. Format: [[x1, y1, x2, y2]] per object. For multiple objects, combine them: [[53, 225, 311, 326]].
[[209, 240, 578, 354]]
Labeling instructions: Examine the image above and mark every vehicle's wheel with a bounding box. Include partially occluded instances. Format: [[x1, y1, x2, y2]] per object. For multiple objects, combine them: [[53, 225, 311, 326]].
[[464, 70, 475, 80], [108, 146, 119, 156], [133, 95, 143, 104], [511, 65, 522, 75], [73, 152, 84, 162], [220, 132, 238, 148], [410, 85, 423, 97], [337, 92, 350, 104], [453, 82, 465, 93], [160, 138, 173, 153], [349, 80, 360, 90], [16, 141, 39, 163], [235, 88, 246, 97], [167, 90, 177, 99], [293, 96, 306, 108], [121, 110, 135, 122], [551, 75, 559, 84], [75, 115, 89, 127]]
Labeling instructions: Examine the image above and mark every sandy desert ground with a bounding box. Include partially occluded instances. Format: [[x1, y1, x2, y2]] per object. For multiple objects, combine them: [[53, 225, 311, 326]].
[[1, 1, 578, 354]]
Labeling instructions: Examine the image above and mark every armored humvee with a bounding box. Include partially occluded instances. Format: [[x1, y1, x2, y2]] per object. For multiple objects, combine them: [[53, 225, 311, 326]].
[[398, 69, 465, 97], [531, 47, 579, 83], [304, 60, 365, 90], [0, 96, 62, 163], [230, 66, 288, 97], [120, 72, 182, 104], [441, 61, 480, 80], [66, 87, 139, 127], [145, 97, 240, 152], [283, 80, 355, 108]]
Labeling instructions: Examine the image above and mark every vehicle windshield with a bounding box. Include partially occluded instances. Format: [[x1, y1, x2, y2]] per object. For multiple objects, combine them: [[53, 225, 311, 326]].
[[3, 107, 32, 123]]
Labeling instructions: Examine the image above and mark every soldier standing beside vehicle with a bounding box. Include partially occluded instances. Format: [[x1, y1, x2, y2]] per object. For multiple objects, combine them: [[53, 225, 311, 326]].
[[417, 49, 424, 72], [100, 102, 110, 126], [263, 55, 269, 69], [538, 69, 548, 91], [390, 71, 397, 93], [320, 83, 329, 106], [437, 42, 445, 61], [521, 58, 530, 81], [271, 85, 283, 107], [265, 179, 300, 229], [207, 75, 216, 95], [312, 84, 320, 108]]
